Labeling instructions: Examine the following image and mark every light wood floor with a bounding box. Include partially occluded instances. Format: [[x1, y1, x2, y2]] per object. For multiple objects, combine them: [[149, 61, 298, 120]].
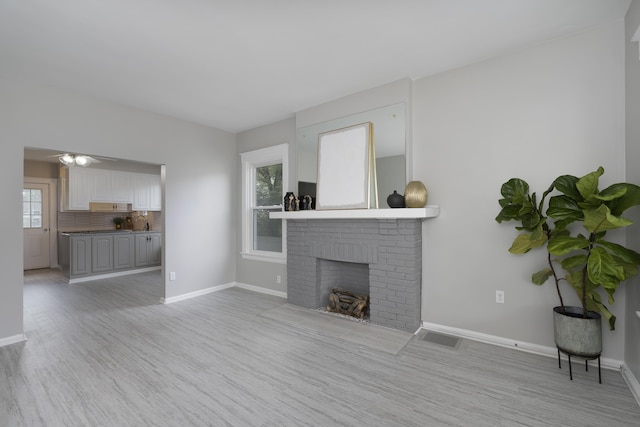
[[2, 269, 639, 426]]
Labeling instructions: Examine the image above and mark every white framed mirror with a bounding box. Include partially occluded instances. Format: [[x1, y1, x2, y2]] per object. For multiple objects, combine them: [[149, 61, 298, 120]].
[[316, 122, 374, 210], [297, 103, 406, 208]]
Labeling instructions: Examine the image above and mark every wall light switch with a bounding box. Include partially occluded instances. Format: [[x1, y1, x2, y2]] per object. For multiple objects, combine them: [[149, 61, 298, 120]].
[[170, 272, 176, 281], [496, 290, 505, 304]]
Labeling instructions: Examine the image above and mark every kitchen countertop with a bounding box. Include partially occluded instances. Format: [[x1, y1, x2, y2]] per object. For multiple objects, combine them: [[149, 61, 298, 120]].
[[60, 230, 161, 235]]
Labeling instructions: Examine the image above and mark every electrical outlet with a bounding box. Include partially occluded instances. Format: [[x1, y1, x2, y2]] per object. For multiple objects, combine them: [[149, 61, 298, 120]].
[[170, 272, 176, 281], [276, 275, 281, 284], [496, 290, 504, 304]]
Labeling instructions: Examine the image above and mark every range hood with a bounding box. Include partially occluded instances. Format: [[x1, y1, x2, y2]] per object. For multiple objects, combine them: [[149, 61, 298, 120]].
[[89, 202, 132, 212]]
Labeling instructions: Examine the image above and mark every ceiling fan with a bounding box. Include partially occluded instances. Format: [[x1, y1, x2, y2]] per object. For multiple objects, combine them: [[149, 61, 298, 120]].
[[48, 153, 116, 167]]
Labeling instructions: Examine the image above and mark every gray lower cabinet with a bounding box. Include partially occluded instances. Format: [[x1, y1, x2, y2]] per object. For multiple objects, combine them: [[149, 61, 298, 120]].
[[92, 235, 113, 273], [70, 235, 92, 276], [113, 234, 135, 270], [60, 231, 161, 280], [135, 233, 162, 267]]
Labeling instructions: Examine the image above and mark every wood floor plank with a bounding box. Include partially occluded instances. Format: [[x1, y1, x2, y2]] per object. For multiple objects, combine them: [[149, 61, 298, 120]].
[[1, 269, 639, 426]]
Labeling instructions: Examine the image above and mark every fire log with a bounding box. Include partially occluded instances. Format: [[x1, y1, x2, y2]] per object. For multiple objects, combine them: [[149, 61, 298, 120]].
[[326, 287, 369, 319]]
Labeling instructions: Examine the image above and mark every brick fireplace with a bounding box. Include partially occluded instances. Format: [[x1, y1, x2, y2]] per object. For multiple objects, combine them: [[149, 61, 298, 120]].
[[286, 218, 422, 332]]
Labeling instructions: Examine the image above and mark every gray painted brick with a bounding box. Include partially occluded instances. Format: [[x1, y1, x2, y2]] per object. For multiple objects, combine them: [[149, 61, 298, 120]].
[[286, 218, 421, 332]]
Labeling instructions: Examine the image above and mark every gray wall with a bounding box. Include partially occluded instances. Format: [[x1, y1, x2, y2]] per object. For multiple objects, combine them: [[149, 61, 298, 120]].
[[235, 117, 296, 293], [414, 21, 626, 360], [626, 0, 640, 382], [238, 21, 629, 361], [1, 79, 237, 342]]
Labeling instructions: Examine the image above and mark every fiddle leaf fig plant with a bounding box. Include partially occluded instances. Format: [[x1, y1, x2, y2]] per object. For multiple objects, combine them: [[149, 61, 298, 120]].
[[495, 166, 640, 330]]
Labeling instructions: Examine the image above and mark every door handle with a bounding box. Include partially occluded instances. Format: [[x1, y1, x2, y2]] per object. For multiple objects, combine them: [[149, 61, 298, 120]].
[[43, 228, 48, 232]]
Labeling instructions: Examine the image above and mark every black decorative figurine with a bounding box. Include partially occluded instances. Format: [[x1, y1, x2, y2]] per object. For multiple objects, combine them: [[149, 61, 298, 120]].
[[300, 195, 313, 210], [387, 190, 405, 208], [284, 192, 298, 211]]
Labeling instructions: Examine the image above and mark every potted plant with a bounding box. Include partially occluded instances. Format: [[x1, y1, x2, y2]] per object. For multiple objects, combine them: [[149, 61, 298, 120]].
[[112, 217, 124, 230], [495, 166, 640, 358]]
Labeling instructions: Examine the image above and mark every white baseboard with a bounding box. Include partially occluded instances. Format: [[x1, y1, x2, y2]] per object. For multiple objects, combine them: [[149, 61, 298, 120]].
[[622, 363, 640, 406], [161, 282, 287, 304], [69, 266, 161, 284], [421, 321, 623, 371], [235, 282, 287, 299], [161, 282, 235, 304], [0, 333, 27, 348]]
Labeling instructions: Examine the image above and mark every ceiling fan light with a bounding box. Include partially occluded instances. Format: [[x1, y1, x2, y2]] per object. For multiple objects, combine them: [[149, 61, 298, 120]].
[[74, 155, 90, 166], [59, 154, 75, 166]]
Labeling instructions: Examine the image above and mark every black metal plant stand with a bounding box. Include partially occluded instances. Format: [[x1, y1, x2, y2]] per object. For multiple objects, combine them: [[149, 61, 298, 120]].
[[557, 348, 601, 384]]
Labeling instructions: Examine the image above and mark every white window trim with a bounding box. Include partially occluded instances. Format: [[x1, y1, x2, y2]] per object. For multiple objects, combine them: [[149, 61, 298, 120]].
[[240, 143, 288, 263]]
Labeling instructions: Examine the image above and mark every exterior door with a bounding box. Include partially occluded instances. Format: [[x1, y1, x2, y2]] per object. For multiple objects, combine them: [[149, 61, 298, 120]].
[[23, 183, 50, 270]]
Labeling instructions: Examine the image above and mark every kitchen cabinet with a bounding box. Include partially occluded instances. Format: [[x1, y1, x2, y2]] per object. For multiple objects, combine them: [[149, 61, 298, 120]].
[[61, 168, 132, 210], [113, 233, 135, 270], [60, 231, 161, 281], [135, 232, 162, 267], [133, 173, 162, 211], [64, 167, 93, 210], [92, 235, 113, 273], [70, 235, 92, 276], [91, 170, 134, 203]]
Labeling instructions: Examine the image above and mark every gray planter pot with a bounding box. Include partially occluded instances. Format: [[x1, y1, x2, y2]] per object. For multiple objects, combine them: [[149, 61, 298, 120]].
[[553, 306, 602, 357]]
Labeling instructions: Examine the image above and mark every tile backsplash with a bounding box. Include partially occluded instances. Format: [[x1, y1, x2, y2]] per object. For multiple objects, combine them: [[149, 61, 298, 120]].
[[58, 211, 162, 232]]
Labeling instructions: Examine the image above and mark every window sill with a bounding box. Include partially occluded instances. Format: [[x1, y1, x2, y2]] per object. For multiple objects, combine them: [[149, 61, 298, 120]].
[[241, 252, 287, 264]]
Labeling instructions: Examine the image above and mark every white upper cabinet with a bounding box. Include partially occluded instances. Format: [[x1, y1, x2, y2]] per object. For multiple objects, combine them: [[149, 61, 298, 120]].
[[148, 174, 161, 211], [66, 167, 92, 210], [133, 173, 162, 211], [62, 167, 159, 211], [90, 170, 133, 203]]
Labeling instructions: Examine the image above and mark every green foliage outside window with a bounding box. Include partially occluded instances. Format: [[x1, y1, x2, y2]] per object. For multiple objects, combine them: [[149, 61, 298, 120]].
[[254, 164, 283, 252]]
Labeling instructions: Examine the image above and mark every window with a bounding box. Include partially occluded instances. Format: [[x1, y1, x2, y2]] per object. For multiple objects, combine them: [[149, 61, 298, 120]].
[[23, 188, 43, 228], [241, 143, 288, 263]]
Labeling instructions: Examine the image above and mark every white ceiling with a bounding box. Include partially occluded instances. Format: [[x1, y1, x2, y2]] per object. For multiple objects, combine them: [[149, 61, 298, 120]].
[[0, 0, 631, 133]]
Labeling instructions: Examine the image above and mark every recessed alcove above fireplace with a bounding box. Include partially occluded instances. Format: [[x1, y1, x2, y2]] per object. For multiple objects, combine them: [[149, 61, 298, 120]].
[[272, 207, 439, 333]]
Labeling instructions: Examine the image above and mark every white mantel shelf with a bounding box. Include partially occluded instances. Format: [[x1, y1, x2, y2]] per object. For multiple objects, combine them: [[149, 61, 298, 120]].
[[270, 206, 439, 220]]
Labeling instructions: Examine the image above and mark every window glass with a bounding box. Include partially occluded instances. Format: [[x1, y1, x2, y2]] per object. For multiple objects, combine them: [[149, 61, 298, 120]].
[[256, 164, 282, 206], [23, 189, 43, 229], [253, 208, 282, 252], [240, 144, 288, 263]]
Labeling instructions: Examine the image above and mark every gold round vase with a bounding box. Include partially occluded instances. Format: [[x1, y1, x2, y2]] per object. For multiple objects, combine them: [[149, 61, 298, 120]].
[[404, 181, 428, 208]]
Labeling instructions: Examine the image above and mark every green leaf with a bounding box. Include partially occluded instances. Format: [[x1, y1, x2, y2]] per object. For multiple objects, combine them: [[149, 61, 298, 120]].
[[596, 240, 640, 265], [561, 254, 588, 270], [605, 183, 640, 216], [594, 185, 626, 201], [546, 195, 583, 223], [519, 211, 543, 231], [500, 178, 529, 202], [576, 166, 604, 200], [586, 295, 616, 331], [587, 246, 625, 289], [552, 218, 576, 231], [532, 268, 553, 285], [583, 205, 633, 233], [552, 175, 582, 201], [495, 205, 521, 223], [547, 235, 589, 255], [496, 179, 536, 224], [508, 231, 547, 254]]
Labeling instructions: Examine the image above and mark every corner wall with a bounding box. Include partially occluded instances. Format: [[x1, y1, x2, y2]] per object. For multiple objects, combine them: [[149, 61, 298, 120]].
[[413, 21, 627, 359], [625, 0, 640, 382], [235, 117, 296, 293]]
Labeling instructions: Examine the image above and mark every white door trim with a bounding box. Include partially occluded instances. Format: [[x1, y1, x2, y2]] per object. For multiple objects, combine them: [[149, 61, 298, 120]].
[[24, 177, 58, 269]]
